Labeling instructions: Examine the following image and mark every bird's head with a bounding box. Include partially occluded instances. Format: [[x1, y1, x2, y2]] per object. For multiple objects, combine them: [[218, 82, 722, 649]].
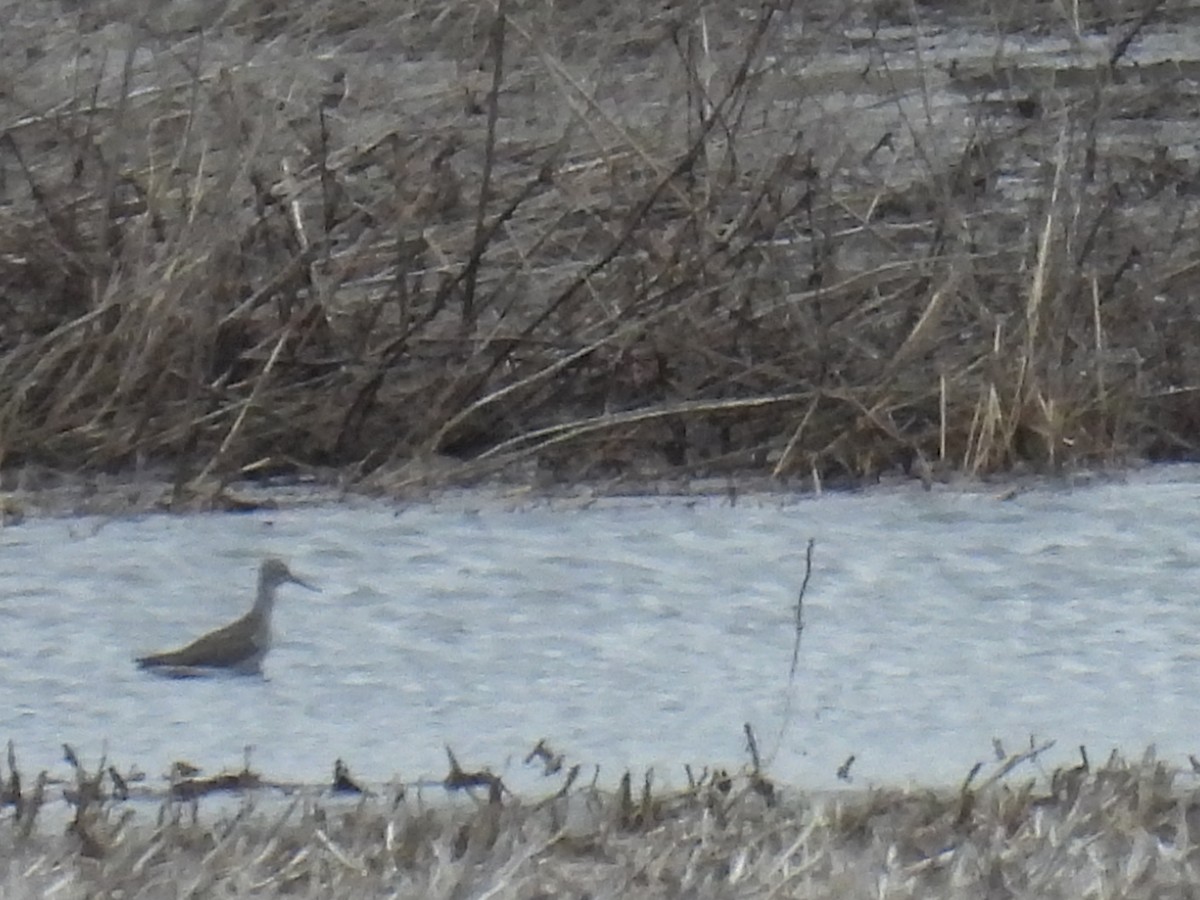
[[260, 557, 318, 593]]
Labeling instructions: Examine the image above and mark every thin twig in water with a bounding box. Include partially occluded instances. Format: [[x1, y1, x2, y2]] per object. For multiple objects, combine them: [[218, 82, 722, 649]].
[[768, 538, 816, 765], [789, 539, 815, 681]]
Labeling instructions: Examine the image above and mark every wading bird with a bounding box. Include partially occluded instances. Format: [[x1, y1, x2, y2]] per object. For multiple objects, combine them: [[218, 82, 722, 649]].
[[136, 557, 317, 676]]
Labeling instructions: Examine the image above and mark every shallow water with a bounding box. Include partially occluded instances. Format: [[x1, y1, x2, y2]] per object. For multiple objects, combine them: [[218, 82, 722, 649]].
[[3, 467, 1200, 793]]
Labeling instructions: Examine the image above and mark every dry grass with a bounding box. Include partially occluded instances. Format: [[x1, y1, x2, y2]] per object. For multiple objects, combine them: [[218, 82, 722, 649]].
[[1, 0, 1198, 502], [4, 741, 1200, 898]]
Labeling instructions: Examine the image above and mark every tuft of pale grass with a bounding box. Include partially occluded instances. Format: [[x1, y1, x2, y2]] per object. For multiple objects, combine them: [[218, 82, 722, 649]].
[[3, 747, 1200, 898]]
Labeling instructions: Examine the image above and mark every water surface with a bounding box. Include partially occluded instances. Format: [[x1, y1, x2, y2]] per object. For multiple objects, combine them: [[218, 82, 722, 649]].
[[3, 467, 1200, 792]]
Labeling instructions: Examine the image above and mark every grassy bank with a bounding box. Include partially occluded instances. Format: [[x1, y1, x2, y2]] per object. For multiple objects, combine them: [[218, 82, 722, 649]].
[[1, 0, 1197, 501], [2, 742, 1197, 898]]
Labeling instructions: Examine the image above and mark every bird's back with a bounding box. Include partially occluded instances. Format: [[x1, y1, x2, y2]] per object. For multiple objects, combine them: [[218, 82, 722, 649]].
[[136, 611, 268, 674]]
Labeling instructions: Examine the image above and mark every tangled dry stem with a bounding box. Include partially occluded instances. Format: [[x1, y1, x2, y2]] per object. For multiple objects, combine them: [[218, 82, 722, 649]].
[[0, 0, 1197, 501]]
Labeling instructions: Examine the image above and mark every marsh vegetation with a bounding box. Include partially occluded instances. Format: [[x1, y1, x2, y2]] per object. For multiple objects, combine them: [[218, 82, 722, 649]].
[[1, 0, 1196, 504], [3, 739, 1199, 899]]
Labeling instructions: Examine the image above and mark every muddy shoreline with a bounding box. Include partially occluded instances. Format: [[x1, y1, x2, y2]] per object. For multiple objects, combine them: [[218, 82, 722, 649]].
[[0, 456, 1162, 520]]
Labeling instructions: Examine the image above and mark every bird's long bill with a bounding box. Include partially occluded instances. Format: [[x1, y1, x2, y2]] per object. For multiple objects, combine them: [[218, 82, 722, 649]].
[[289, 572, 320, 592]]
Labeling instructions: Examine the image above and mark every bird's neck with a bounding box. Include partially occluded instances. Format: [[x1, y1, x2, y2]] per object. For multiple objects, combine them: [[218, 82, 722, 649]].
[[251, 579, 277, 621]]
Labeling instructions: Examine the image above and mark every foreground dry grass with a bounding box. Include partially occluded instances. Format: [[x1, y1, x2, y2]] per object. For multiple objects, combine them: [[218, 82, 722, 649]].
[[3, 747, 1199, 898], [1, 0, 1198, 502]]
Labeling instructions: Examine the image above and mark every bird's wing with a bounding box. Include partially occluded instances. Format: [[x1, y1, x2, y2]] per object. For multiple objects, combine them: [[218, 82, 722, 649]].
[[137, 614, 262, 669]]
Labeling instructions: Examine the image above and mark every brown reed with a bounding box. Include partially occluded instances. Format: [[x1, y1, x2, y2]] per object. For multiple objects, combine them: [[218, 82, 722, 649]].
[[0, 0, 1195, 502]]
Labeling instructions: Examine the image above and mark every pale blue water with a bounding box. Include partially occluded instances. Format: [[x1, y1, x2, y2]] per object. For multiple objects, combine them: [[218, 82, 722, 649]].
[[2, 466, 1200, 795]]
